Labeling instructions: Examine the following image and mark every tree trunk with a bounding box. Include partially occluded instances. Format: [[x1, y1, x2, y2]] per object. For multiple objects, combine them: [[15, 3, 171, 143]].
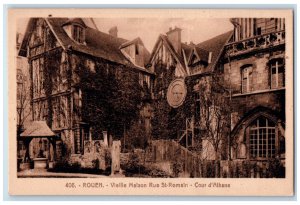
[[214, 149, 220, 178]]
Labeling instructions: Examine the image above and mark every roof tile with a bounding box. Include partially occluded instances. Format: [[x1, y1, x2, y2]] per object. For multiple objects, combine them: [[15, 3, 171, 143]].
[[20, 121, 56, 137]]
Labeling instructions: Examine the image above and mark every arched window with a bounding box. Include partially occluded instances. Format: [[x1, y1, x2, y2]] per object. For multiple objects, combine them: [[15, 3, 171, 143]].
[[241, 64, 253, 93], [270, 58, 285, 89], [249, 116, 276, 159]]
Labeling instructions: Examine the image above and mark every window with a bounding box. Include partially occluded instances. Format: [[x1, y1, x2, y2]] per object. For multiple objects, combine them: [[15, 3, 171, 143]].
[[241, 65, 253, 93], [52, 98, 59, 129], [144, 75, 150, 88], [74, 129, 82, 154], [74, 126, 89, 154], [135, 44, 139, 55], [42, 102, 48, 120], [73, 25, 84, 43], [270, 58, 285, 89], [86, 59, 95, 73], [139, 73, 143, 86], [139, 73, 151, 88], [257, 27, 261, 35], [256, 18, 277, 35], [249, 117, 276, 159], [17, 69, 23, 83], [83, 126, 90, 141]]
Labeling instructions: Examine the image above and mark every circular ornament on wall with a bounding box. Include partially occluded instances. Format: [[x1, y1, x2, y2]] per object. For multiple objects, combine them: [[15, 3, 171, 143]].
[[167, 78, 187, 108]]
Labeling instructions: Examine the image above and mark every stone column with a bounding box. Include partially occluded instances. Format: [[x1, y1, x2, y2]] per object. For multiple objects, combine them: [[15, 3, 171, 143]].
[[111, 140, 121, 175], [103, 131, 108, 147]]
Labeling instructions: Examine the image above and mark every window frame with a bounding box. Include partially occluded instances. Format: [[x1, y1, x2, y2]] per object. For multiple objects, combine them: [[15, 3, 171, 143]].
[[241, 64, 253, 93], [249, 117, 277, 160], [72, 24, 84, 44], [270, 58, 285, 89]]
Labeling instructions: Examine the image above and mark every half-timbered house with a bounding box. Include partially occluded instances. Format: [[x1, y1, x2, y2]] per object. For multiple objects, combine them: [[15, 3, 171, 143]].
[[18, 17, 154, 164], [149, 26, 232, 161]]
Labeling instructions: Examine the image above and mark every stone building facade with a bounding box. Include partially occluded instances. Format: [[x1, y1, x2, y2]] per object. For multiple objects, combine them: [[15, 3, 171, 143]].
[[223, 18, 286, 176], [149, 18, 286, 177]]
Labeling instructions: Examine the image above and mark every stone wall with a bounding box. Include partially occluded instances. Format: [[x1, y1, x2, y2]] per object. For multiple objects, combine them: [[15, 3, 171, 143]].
[[224, 50, 285, 95], [230, 89, 285, 124], [69, 140, 109, 170]]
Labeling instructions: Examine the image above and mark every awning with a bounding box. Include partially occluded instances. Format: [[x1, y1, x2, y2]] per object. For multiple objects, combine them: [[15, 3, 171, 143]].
[[20, 121, 56, 138]]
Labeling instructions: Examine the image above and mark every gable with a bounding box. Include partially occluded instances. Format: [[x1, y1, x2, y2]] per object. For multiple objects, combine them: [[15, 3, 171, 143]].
[[190, 53, 199, 65], [19, 18, 62, 58], [192, 30, 233, 75], [149, 36, 187, 77], [119, 38, 150, 68]]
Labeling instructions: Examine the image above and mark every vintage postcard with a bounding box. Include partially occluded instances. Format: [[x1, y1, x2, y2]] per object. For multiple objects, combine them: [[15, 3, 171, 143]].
[[8, 8, 294, 196]]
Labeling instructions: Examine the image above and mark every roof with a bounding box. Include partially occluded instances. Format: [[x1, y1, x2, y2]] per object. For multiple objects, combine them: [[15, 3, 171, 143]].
[[191, 30, 233, 75], [194, 47, 209, 62], [119, 37, 144, 49], [20, 121, 56, 137], [62, 18, 87, 27], [154, 34, 189, 75], [181, 43, 193, 60], [148, 30, 233, 76], [119, 37, 151, 67], [19, 18, 153, 74], [160, 35, 186, 66], [47, 18, 132, 65]]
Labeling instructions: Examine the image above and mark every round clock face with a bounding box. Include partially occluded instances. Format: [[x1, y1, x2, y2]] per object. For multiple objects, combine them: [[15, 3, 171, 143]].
[[167, 78, 187, 108]]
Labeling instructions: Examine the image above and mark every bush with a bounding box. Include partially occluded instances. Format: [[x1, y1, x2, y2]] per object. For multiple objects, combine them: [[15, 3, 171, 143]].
[[92, 158, 100, 169], [121, 152, 143, 176], [268, 158, 285, 178], [104, 148, 112, 171], [147, 167, 170, 178], [172, 160, 183, 177]]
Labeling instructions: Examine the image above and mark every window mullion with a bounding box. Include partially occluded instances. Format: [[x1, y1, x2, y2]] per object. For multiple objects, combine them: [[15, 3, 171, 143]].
[[247, 69, 249, 92], [276, 61, 279, 88], [257, 119, 259, 158], [266, 118, 269, 158]]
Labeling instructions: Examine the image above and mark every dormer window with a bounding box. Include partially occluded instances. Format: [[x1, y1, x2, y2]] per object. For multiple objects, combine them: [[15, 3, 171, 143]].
[[73, 25, 84, 43], [62, 18, 86, 44]]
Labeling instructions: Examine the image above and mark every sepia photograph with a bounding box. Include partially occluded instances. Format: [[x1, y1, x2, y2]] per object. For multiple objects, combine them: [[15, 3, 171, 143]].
[[8, 8, 294, 196]]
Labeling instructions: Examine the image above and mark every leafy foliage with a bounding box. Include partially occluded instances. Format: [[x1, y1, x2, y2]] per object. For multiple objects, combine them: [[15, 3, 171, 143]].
[[75, 57, 144, 139], [151, 62, 193, 140]]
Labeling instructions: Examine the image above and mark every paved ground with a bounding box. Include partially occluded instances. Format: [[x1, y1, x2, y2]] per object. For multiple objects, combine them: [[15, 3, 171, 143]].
[[17, 169, 117, 178]]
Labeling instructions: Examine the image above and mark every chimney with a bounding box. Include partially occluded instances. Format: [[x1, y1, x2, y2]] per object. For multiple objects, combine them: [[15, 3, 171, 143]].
[[109, 26, 118, 37], [166, 26, 182, 54], [189, 41, 195, 46]]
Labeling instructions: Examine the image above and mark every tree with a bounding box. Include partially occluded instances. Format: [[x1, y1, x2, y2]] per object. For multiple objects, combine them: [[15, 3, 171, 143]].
[[151, 62, 189, 140], [17, 69, 31, 134], [77, 59, 143, 140], [196, 73, 231, 177]]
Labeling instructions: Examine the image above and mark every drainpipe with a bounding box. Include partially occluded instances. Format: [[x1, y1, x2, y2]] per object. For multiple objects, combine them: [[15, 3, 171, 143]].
[[226, 50, 232, 169]]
